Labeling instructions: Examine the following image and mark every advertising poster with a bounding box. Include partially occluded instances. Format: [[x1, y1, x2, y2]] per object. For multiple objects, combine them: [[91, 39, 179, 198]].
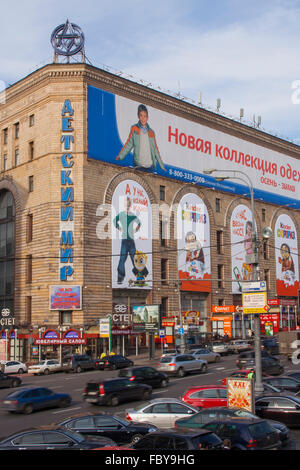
[[88, 85, 300, 210], [227, 378, 254, 413], [230, 205, 256, 294], [177, 193, 211, 292], [112, 180, 152, 289], [132, 305, 160, 331], [275, 214, 299, 297], [50, 286, 82, 310]]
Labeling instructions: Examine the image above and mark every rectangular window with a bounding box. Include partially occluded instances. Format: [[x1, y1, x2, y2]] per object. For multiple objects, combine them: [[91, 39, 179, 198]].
[[3, 128, 8, 145], [216, 198, 221, 213], [160, 185, 166, 201], [161, 259, 168, 285], [14, 122, 19, 139], [217, 264, 224, 288], [26, 296, 32, 324], [60, 311, 72, 325], [3, 154, 7, 171], [262, 208, 266, 222], [28, 176, 34, 192], [263, 240, 269, 260], [217, 230, 223, 255], [26, 214, 33, 243], [264, 269, 270, 291], [160, 218, 167, 246], [29, 141, 34, 161], [161, 297, 168, 317], [26, 255, 32, 283], [14, 148, 19, 167], [29, 114, 35, 127], [218, 299, 225, 306]]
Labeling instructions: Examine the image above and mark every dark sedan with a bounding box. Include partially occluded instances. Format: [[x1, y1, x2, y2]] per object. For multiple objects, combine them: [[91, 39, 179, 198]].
[[59, 414, 157, 445], [0, 372, 21, 389], [175, 406, 289, 446], [263, 376, 300, 393], [237, 357, 284, 376], [95, 355, 134, 370], [285, 371, 300, 382], [0, 428, 116, 450], [255, 395, 300, 427], [119, 366, 169, 389], [1, 387, 71, 414]]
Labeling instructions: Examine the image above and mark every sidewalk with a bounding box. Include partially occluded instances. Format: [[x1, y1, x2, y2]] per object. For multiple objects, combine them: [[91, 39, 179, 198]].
[[127, 351, 162, 366]]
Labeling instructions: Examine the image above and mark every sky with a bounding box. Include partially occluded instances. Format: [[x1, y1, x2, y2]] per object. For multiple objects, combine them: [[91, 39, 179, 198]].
[[1, 0, 300, 142]]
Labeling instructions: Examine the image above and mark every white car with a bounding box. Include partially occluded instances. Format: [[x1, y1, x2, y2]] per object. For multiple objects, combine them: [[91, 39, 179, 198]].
[[230, 340, 252, 353], [126, 398, 199, 428], [0, 361, 27, 374], [28, 360, 62, 375]]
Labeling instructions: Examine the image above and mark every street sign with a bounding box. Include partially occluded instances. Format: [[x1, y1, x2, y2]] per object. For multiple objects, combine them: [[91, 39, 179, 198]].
[[242, 292, 268, 314], [159, 329, 165, 338], [241, 281, 266, 293], [178, 328, 185, 335]]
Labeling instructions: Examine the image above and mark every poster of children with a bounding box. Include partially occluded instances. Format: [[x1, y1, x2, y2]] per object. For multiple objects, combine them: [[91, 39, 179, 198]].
[[177, 193, 211, 292], [111, 180, 152, 289], [230, 204, 257, 294], [275, 214, 299, 296]]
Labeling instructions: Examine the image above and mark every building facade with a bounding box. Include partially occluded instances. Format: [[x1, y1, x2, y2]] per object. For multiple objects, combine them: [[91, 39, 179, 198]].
[[0, 62, 299, 361]]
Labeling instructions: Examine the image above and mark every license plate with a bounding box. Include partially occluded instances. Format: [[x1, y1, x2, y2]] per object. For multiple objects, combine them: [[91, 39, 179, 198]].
[[86, 398, 98, 403], [4, 401, 12, 404]]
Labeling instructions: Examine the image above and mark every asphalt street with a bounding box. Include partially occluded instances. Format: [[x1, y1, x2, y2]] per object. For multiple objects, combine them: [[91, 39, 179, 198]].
[[0, 354, 299, 449]]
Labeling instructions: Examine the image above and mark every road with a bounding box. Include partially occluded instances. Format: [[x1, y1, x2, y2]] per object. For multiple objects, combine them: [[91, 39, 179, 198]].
[[0, 354, 299, 449]]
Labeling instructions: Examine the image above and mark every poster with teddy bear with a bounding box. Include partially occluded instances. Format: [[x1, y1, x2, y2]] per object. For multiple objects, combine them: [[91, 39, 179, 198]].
[[275, 214, 299, 297], [112, 180, 152, 289]]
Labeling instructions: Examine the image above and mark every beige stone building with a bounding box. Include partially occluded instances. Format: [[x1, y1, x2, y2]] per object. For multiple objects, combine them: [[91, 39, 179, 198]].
[[0, 62, 299, 361]]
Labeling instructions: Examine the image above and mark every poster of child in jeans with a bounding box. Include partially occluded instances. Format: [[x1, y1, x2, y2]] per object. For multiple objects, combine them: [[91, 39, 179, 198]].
[[230, 204, 257, 294], [112, 180, 152, 289]]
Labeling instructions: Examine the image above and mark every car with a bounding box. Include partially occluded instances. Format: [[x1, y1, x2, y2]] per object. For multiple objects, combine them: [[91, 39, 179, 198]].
[[0, 372, 21, 389], [190, 348, 221, 363], [181, 385, 227, 409], [83, 378, 152, 406], [0, 428, 116, 450], [229, 340, 253, 353], [1, 387, 71, 414], [174, 406, 290, 447], [118, 366, 169, 388], [255, 395, 300, 427], [263, 376, 300, 393], [0, 361, 27, 374], [95, 355, 134, 370], [199, 417, 280, 450], [161, 348, 181, 356], [59, 414, 157, 445], [261, 337, 280, 355], [125, 398, 199, 427], [222, 369, 271, 385], [130, 428, 225, 450], [211, 342, 230, 356], [237, 356, 284, 376], [28, 359, 62, 375], [236, 350, 278, 368], [157, 354, 207, 377], [62, 354, 96, 373], [285, 371, 300, 382]]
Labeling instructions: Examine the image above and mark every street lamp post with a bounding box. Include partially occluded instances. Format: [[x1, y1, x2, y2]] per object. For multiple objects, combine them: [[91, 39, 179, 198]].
[[204, 168, 264, 395]]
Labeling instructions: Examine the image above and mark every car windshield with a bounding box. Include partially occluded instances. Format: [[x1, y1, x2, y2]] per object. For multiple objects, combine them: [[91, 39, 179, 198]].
[[6, 389, 27, 398], [192, 433, 222, 449], [160, 357, 175, 363], [248, 421, 274, 438]]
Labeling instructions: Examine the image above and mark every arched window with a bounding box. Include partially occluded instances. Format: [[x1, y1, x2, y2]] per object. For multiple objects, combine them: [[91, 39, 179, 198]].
[[0, 190, 15, 315]]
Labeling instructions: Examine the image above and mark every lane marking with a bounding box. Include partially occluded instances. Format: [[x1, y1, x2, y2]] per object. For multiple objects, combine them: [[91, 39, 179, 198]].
[[52, 407, 82, 414]]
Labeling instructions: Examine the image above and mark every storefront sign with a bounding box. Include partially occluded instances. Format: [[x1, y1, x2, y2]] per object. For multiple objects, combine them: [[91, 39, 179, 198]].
[[50, 286, 82, 310], [268, 299, 281, 306], [227, 378, 254, 413], [60, 99, 75, 281], [35, 338, 86, 345], [162, 320, 175, 327], [212, 305, 235, 314]]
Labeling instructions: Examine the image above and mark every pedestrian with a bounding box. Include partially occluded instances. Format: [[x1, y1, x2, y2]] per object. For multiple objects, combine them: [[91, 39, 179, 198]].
[[247, 369, 255, 380]]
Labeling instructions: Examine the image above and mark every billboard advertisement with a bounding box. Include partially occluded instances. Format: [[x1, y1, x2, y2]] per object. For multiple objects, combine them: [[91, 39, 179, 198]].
[[227, 378, 254, 413], [132, 305, 160, 331], [177, 193, 211, 292], [230, 205, 256, 294], [112, 180, 152, 289], [88, 85, 300, 210], [50, 286, 82, 310], [275, 214, 299, 296]]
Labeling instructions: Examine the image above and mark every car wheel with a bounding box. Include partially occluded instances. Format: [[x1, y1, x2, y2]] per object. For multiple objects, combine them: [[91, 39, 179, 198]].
[[11, 380, 19, 388], [130, 434, 143, 445], [110, 395, 119, 407], [201, 364, 208, 374], [177, 367, 185, 378], [59, 397, 71, 408], [44, 369, 50, 375], [76, 366, 82, 373], [160, 379, 168, 388], [23, 403, 34, 415], [18, 368, 24, 374]]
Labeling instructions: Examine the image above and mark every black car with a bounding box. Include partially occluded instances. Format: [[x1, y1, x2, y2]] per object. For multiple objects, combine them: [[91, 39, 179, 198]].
[[263, 376, 300, 393], [200, 417, 280, 450], [285, 371, 300, 382], [175, 406, 289, 447], [236, 350, 276, 368], [59, 414, 157, 445], [62, 355, 96, 373], [131, 428, 224, 450], [0, 372, 21, 389], [261, 337, 280, 355], [83, 378, 152, 406], [255, 395, 300, 427], [119, 366, 169, 389], [95, 355, 134, 370], [0, 428, 116, 450], [237, 356, 284, 376]]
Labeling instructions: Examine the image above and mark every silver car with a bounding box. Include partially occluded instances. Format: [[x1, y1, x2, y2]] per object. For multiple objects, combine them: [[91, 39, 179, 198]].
[[191, 348, 221, 363], [157, 354, 207, 377], [230, 340, 252, 353], [211, 342, 229, 356], [126, 398, 199, 428]]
